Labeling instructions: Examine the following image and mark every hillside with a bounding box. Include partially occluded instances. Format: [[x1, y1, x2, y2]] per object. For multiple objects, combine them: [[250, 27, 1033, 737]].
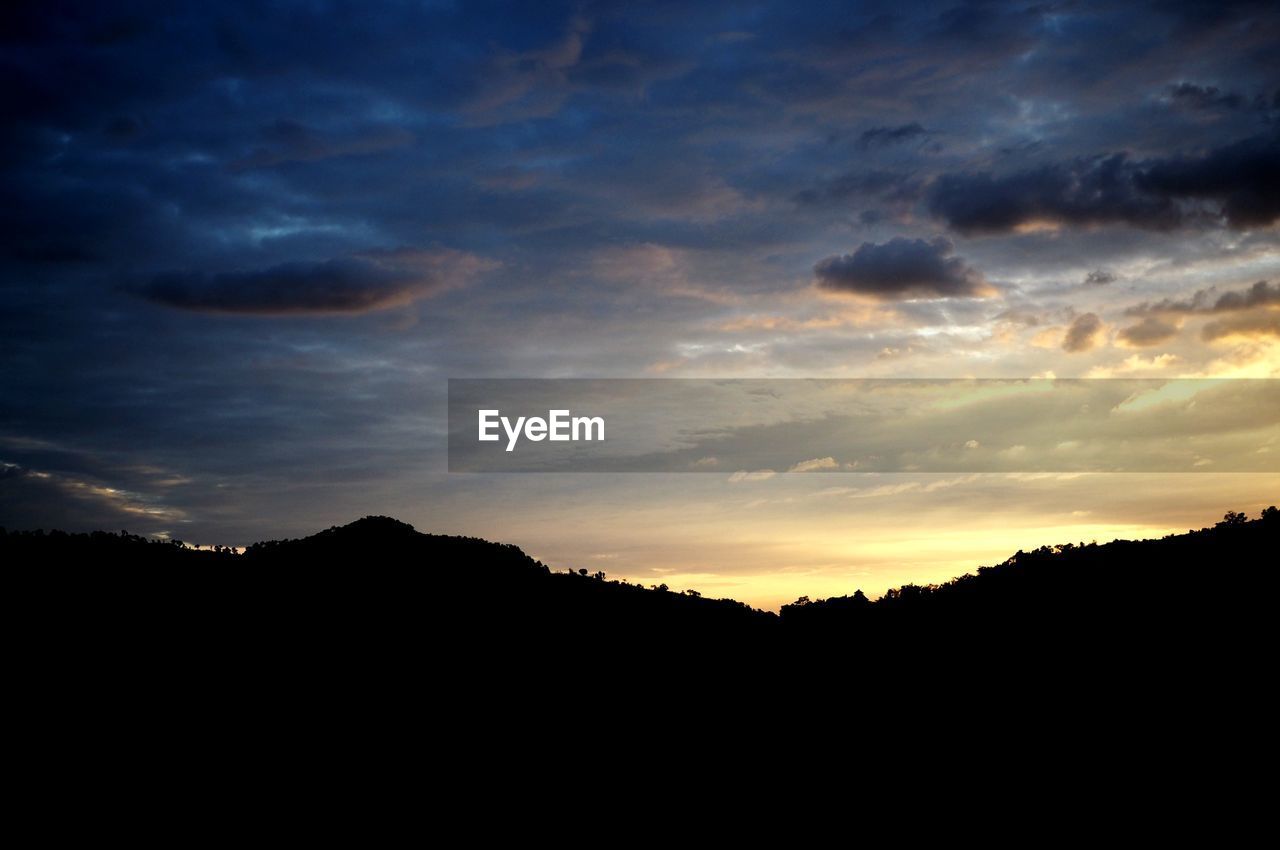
[[782, 507, 1280, 630], [4, 508, 1276, 668]]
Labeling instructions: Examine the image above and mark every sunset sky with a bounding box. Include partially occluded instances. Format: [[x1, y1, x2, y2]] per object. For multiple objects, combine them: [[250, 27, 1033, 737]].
[[3, 1, 1279, 609]]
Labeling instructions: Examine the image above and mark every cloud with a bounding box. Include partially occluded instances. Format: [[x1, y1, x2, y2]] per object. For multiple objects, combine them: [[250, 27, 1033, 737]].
[[928, 154, 1180, 234], [728, 470, 776, 482], [1126, 280, 1280, 315], [856, 122, 929, 150], [464, 14, 593, 123], [1086, 353, 1180, 377], [1165, 82, 1247, 111], [0, 462, 182, 532], [928, 134, 1280, 233], [1118, 315, 1179, 347], [1202, 311, 1280, 341], [1084, 269, 1116, 286], [1137, 134, 1280, 229], [1062, 313, 1103, 352], [136, 250, 490, 316], [788, 456, 838, 472], [1210, 280, 1280, 312], [813, 237, 992, 300]]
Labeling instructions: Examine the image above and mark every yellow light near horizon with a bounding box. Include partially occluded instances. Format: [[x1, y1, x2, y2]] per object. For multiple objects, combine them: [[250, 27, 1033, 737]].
[[611, 519, 1233, 612]]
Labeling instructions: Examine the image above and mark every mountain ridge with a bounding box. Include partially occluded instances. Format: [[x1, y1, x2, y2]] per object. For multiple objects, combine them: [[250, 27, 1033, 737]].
[[5, 508, 1275, 712], [4, 507, 1277, 619]]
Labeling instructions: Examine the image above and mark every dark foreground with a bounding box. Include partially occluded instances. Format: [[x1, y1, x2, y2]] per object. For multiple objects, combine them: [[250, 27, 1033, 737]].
[[4, 510, 1276, 737], [5, 512, 1274, 798]]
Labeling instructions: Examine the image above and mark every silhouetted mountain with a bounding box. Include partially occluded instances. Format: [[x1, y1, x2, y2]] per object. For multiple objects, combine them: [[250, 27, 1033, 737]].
[[5, 508, 1276, 696], [781, 506, 1280, 634]]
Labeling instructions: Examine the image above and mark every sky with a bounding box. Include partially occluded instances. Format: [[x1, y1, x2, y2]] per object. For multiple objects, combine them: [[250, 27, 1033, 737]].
[[2, 0, 1279, 609]]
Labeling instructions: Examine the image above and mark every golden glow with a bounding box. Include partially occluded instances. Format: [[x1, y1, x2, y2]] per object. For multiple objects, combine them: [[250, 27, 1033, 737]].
[[464, 472, 1280, 612]]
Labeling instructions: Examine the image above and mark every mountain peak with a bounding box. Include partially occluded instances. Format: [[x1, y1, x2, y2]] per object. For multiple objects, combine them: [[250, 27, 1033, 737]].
[[330, 516, 418, 537]]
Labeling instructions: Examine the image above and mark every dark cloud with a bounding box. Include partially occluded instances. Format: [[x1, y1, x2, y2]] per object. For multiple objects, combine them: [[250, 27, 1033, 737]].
[[0, 462, 182, 534], [1166, 82, 1247, 111], [1136, 134, 1280, 229], [927, 154, 1180, 234], [814, 237, 991, 300], [1168, 281, 1280, 342], [1126, 280, 1280, 315], [1125, 289, 1210, 315], [1203, 311, 1280, 341], [1062, 313, 1103, 353], [928, 134, 1280, 233], [136, 257, 444, 315], [1118, 315, 1179, 347], [1210, 280, 1280, 311], [1084, 269, 1116, 286], [856, 123, 929, 150]]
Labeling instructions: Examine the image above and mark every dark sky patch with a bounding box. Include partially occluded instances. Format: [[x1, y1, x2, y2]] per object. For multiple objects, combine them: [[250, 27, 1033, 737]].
[[856, 123, 929, 150], [792, 171, 922, 208], [1166, 83, 1247, 111], [229, 120, 415, 171]]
